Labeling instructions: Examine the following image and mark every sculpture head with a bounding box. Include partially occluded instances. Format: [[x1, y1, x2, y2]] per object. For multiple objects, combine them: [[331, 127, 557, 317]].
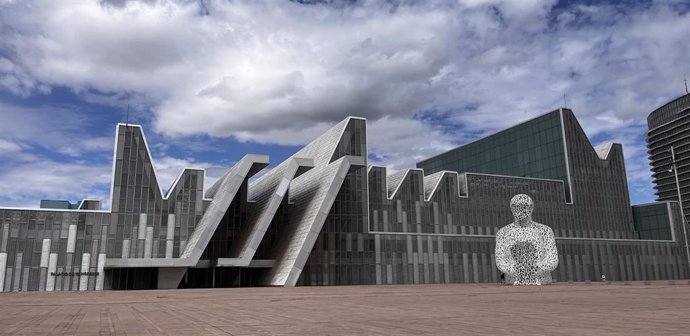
[[510, 194, 534, 224]]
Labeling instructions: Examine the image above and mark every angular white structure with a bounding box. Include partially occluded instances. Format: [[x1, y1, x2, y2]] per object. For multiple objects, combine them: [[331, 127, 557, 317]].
[[218, 157, 314, 267], [262, 118, 367, 286]]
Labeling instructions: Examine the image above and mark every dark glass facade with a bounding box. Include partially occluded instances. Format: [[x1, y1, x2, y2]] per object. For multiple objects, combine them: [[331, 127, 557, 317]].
[[418, 112, 571, 201], [632, 203, 673, 240], [419, 109, 636, 238]]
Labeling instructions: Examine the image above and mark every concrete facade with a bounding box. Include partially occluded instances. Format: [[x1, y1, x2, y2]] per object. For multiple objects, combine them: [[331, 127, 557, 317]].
[[0, 109, 687, 292]]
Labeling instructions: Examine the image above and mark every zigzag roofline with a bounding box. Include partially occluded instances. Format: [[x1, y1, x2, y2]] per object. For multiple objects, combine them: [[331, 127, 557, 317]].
[[109, 123, 216, 211], [372, 166, 568, 203]]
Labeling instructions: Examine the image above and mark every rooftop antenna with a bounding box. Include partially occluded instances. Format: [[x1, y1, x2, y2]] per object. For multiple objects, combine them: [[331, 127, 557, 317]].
[[563, 93, 568, 108], [685, 74, 688, 94], [126, 104, 130, 127]]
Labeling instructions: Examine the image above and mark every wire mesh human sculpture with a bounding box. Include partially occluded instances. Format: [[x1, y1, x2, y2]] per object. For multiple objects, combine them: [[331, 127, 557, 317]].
[[495, 194, 559, 285]]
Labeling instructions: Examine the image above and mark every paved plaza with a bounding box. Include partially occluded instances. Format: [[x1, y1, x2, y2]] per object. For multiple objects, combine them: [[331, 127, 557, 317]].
[[0, 282, 689, 335]]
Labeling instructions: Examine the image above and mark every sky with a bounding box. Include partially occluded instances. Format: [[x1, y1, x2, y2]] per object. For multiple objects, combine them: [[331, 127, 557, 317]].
[[0, 0, 688, 209]]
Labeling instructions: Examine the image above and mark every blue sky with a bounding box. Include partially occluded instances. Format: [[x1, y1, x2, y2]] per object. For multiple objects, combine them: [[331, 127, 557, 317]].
[[0, 0, 688, 208]]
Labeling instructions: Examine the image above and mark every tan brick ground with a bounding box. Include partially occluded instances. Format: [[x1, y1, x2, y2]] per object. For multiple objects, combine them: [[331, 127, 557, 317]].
[[1, 281, 689, 335]]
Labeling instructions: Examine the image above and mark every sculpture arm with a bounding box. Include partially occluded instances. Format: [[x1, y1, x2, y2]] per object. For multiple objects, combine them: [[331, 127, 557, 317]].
[[494, 229, 516, 274], [537, 226, 559, 272]]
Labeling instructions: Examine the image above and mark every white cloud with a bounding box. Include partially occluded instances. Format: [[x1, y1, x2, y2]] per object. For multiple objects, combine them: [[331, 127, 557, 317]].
[[0, 139, 23, 152], [80, 136, 115, 152], [0, 102, 117, 157], [0, 158, 112, 208], [0, 0, 456, 137], [367, 116, 457, 170], [0, 0, 688, 204], [151, 156, 227, 194]]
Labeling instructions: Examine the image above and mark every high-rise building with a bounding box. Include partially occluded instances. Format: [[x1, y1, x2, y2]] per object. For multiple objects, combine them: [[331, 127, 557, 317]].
[[0, 109, 686, 292], [647, 93, 690, 222]]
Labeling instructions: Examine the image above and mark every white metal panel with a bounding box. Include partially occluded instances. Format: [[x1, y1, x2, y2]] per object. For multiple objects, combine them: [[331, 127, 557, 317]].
[[138, 214, 147, 240], [66, 225, 77, 253], [46, 253, 58, 292], [79, 253, 91, 291], [40, 239, 51, 268], [144, 227, 153, 258], [0, 253, 6, 292], [95, 254, 106, 291]]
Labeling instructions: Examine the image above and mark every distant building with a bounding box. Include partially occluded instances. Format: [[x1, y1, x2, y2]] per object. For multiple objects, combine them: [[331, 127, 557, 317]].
[[39, 200, 102, 211], [40, 200, 81, 210], [0, 108, 686, 292]]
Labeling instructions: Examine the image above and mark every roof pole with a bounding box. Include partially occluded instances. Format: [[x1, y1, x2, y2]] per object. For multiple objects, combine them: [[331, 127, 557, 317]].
[[670, 146, 690, 269]]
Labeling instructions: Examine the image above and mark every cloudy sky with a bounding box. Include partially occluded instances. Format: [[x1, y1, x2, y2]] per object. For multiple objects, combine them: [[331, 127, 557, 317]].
[[0, 0, 688, 208]]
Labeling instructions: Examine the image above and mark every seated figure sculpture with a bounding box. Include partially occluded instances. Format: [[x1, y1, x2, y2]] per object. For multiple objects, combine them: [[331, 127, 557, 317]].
[[495, 194, 559, 285]]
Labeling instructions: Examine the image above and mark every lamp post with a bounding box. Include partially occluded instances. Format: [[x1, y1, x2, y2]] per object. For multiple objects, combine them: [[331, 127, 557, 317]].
[[669, 146, 690, 269]]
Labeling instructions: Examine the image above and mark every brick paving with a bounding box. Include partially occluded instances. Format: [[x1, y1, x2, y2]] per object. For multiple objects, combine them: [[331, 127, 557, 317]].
[[1, 282, 689, 335]]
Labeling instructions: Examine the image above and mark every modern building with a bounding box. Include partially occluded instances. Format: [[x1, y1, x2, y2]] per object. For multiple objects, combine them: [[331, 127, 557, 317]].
[[647, 93, 690, 222], [0, 108, 687, 292]]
